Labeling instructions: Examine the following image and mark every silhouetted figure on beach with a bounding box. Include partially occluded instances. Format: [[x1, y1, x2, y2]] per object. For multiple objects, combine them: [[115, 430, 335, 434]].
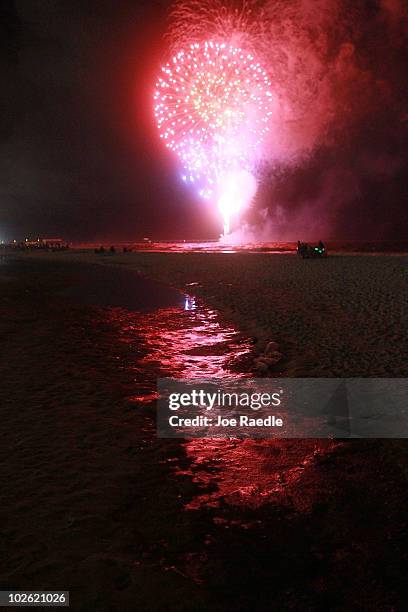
[[109, 245, 116, 254], [297, 241, 308, 257]]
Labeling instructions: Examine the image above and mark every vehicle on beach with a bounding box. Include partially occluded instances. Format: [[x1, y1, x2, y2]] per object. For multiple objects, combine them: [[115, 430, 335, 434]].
[[297, 241, 327, 259]]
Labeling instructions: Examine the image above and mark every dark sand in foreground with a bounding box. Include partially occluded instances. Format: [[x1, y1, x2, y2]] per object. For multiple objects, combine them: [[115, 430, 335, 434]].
[[1, 254, 408, 610]]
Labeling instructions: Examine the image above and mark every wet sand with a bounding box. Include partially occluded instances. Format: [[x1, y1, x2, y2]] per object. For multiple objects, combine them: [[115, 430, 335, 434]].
[[27, 249, 408, 376], [1, 255, 408, 610]]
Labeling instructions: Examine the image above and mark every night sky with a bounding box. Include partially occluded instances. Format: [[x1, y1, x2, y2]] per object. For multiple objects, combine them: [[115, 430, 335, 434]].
[[1, 0, 407, 242]]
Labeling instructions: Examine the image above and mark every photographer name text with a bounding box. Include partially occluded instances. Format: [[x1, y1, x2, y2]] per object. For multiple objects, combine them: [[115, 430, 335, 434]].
[[168, 415, 283, 428]]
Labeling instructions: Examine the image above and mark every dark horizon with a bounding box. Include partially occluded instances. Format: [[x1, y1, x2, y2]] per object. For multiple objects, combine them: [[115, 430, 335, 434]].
[[1, 0, 407, 242]]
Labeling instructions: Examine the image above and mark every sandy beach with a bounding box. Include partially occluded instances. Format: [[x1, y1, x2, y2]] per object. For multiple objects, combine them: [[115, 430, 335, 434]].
[[124, 251, 408, 376], [1, 253, 407, 610], [21, 249, 408, 377]]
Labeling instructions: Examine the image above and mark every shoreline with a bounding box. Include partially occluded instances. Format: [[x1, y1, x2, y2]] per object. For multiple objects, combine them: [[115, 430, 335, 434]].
[[11, 249, 408, 377]]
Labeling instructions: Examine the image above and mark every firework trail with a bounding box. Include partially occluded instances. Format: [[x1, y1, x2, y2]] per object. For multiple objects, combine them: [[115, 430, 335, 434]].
[[166, 0, 269, 55], [154, 2, 273, 236]]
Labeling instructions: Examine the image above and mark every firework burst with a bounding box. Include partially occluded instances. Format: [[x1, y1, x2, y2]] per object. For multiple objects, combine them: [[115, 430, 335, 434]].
[[154, 3, 274, 235], [154, 41, 273, 217]]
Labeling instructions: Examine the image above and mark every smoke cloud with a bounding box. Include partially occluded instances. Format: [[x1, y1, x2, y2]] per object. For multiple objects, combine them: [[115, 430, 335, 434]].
[[247, 0, 408, 239]]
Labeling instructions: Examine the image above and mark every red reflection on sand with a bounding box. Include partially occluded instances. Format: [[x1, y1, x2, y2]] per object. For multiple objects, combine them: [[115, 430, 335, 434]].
[[113, 297, 337, 512], [137, 305, 250, 378], [181, 438, 338, 512]]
